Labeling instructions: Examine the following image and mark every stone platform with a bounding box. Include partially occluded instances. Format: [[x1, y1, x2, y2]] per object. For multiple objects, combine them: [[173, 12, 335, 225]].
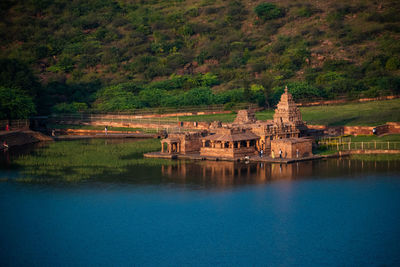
[[143, 151, 337, 164]]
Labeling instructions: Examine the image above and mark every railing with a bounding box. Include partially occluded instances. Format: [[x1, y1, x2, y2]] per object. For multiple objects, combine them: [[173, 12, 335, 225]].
[[319, 141, 400, 151], [318, 136, 352, 143]]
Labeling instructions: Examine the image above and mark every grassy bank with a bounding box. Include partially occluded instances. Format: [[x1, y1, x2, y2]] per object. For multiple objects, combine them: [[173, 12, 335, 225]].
[[300, 98, 400, 126]]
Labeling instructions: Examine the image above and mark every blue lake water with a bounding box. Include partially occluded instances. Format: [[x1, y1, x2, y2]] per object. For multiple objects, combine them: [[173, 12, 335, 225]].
[[0, 141, 400, 266]]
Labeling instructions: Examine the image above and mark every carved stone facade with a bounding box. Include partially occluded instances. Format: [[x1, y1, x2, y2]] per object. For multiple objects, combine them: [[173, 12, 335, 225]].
[[273, 86, 303, 126], [159, 86, 313, 159]]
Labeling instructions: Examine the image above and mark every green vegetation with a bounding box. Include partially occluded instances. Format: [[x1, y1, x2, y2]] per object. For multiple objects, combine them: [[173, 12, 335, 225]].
[[177, 98, 400, 126], [0, 86, 36, 119], [254, 3, 285, 21], [13, 139, 173, 182], [0, 0, 400, 116]]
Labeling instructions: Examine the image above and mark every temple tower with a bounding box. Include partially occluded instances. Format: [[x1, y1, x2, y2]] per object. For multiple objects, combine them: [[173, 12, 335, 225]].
[[273, 86, 303, 126]]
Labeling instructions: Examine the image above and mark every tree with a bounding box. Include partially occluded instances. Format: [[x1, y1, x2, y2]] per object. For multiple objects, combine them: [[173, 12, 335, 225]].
[[0, 58, 40, 96], [0, 86, 36, 119]]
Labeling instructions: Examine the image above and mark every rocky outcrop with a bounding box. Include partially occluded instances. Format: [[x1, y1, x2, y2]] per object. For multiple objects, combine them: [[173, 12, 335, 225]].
[[0, 130, 52, 149]]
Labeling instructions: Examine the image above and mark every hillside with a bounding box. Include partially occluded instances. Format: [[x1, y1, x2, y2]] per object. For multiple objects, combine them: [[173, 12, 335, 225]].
[[1, 0, 400, 116]]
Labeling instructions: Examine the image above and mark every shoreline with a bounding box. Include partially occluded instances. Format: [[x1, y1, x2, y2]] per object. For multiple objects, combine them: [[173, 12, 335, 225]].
[[0, 130, 53, 150]]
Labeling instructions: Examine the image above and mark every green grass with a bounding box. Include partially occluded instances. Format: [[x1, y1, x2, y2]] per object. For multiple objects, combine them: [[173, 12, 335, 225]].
[[300, 99, 400, 126], [12, 138, 173, 182]]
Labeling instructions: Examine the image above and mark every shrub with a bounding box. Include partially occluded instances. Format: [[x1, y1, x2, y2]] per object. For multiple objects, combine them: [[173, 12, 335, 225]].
[[295, 5, 316, 18], [254, 3, 285, 21], [386, 57, 400, 71]]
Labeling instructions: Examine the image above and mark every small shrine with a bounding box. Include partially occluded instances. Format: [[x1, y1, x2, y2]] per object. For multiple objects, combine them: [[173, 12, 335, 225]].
[[161, 132, 203, 155], [270, 138, 313, 159]]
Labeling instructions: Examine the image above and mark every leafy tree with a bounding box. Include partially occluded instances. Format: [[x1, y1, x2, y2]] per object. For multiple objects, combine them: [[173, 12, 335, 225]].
[[52, 102, 88, 113], [0, 86, 36, 119], [183, 87, 213, 106], [94, 84, 141, 111], [0, 58, 40, 96]]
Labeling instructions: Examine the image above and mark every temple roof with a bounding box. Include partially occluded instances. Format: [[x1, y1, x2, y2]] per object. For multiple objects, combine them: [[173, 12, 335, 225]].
[[161, 138, 181, 143], [273, 85, 303, 125], [202, 131, 259, 142], [271, 137, 312, 144]]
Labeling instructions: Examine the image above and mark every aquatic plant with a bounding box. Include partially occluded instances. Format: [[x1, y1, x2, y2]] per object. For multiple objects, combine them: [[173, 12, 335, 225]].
[[13, 139, 174, 182]]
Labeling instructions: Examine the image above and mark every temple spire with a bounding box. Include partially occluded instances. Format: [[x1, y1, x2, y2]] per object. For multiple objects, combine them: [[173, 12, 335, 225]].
[[284, 85, 288, 94]]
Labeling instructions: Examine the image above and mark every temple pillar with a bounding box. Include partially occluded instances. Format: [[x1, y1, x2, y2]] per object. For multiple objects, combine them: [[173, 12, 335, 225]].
[[202, 140, 206, 147], [246, 141, 250, 147], [161, 142, 164, 153], [237, 142, 241, 148]]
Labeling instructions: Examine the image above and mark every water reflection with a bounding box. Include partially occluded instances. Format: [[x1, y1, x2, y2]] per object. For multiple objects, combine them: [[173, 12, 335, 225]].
[[162, 160, 312, 187], [160, 158, 400, 188], [0, 139, 399, 187]]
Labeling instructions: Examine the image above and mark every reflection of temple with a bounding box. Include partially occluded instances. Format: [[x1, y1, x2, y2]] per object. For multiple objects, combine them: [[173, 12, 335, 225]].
[[159, 86, 313, 159], [161, 161, 313, 187]]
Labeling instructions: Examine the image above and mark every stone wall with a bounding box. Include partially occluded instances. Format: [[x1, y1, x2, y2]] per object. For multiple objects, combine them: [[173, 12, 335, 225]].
[[181, 135, 203, 154], [271, 139, 312, 158], [200, 147, 256, 158], [180, 121, 210, 130], [387, 122, 400, 134]]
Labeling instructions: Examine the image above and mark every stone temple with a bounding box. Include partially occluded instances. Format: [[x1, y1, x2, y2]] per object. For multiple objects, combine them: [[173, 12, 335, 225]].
[[158, 86, 313, 160]]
